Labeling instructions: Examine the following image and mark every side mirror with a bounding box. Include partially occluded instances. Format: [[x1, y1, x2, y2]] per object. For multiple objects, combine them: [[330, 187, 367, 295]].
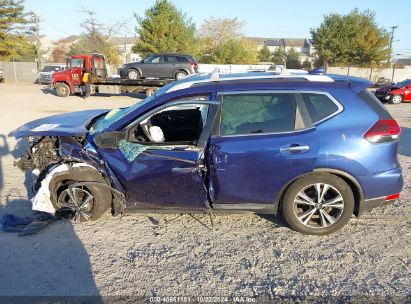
[[93, 131, 125, 149]]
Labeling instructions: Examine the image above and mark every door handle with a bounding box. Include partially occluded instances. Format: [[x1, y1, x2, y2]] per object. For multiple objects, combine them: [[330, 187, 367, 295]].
[[280, 144, 310, 153], [172, 167, 198, 173]]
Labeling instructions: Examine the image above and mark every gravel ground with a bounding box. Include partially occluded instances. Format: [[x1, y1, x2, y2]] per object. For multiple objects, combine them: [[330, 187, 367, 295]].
[[0, 84, 410, 302]]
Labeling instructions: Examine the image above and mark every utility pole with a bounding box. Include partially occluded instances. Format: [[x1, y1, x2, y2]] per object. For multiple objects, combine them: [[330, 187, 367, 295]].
[[389, 26, 398, 64], [32, 12, 41, 72]]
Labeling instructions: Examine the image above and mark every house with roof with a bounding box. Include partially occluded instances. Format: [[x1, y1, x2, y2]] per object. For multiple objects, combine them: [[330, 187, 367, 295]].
[[108, 36, 141, 63], [247, 37, 316, 63], [26, 35, 56, 61], [394, 58, 411, 68]]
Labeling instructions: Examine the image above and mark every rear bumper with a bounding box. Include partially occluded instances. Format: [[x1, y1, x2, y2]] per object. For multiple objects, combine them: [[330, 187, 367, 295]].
[[357, 167, 403, 215]]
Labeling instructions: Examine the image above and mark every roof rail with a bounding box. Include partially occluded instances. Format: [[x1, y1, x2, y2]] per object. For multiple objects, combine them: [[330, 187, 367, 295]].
[[210, 68, 220, 81], [166, 70, 335, 93]]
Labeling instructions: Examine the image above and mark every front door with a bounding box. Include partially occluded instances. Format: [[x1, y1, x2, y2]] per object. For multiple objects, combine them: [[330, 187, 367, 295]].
[[100, 147, 208, 209], [207, 91, 320, 208], [141, 55, 161, 77], [404, 84, 411, 101], [97, 100, 219, 210], [71, 58, 84, 85]]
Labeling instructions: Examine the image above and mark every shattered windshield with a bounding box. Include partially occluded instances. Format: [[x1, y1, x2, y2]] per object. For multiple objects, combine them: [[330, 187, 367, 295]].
[[89, 85, 174, 133]]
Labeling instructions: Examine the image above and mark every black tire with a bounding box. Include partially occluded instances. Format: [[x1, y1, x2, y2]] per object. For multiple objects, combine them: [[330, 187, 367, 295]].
[[127, 69, 140, 80], [282, 173, 354, 235], [55, 82, 70, 97], [389, 94, 403, 104], [49, 166, 112, 222], [174, 70, 188, 80]]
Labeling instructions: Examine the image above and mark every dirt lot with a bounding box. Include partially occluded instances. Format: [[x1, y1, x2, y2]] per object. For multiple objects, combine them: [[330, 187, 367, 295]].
[[0, 83, 410, 301]]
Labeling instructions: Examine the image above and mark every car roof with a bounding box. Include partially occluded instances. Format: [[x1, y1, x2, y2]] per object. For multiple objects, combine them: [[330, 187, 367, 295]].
[[164, 71, 372, 94], [154, 53, 193, 57]]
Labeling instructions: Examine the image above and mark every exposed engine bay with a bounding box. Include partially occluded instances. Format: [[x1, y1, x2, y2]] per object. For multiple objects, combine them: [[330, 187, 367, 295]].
[[14, 136, 124, 219]]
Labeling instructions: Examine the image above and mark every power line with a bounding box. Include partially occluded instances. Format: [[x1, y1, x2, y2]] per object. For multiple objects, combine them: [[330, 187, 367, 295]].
[[389, 25, 398, 63]]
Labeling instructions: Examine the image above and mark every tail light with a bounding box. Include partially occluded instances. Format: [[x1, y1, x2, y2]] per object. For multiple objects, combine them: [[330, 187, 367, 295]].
[[385, 193, 400, 201], [364, 119, 400, 143], [191, 62, 199, 69]]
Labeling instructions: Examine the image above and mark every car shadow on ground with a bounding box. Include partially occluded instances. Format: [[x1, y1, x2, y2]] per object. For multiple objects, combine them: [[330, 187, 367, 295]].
[[0, 136, 102, 301], [40, 86, 58, 96]]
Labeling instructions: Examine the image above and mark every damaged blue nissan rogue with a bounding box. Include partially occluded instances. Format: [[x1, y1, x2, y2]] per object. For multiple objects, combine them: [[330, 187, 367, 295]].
[[12, 71, 403, 235]]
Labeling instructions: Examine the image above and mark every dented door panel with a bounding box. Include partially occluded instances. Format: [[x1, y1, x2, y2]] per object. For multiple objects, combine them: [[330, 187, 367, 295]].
[[98, 145, 209, 209]]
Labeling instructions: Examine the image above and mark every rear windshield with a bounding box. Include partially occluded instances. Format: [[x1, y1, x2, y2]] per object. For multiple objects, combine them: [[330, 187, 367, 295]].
[[357, 90, 392, 119]]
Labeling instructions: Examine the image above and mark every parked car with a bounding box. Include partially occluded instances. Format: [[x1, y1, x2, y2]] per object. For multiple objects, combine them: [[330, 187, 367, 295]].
[[0, 67, 4, 83], [12, 72, 402, 235], [37, 65, 67, 84], [374, 79, 411, 104], [372, 77, 393, 88], [119, 53, 199, 80]]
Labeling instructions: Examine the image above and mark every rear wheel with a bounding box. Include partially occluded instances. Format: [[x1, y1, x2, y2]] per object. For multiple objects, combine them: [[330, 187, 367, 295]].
[[127, 69, 140, 80], [390, 95, 403, 104], [175, 70, 187, 80], [282, 173, 354, 235], [55, 82, 70, 97]]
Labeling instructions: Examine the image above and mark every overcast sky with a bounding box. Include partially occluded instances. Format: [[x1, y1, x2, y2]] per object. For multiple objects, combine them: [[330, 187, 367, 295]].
[[24, 0, 411, 58]]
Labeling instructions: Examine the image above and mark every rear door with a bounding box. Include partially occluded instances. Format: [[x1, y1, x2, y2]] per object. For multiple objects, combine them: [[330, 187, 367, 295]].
[[207, 91, 320, 210]]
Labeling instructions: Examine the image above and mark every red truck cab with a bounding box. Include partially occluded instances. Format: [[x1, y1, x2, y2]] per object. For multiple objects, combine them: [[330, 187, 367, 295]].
[[52, 54, 106, 97]]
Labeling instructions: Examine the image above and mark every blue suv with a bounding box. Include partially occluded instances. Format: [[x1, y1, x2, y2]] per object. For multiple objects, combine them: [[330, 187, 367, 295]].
[[12, 71, 403, 235]]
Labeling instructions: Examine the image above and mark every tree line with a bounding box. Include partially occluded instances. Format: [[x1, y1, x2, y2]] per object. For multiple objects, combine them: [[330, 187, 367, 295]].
[[0, 0, 392, 68]]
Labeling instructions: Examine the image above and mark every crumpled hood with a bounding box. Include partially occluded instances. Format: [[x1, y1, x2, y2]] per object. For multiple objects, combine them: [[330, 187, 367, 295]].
[[376, 85, 397, 93], [11, 109, 109, 138]]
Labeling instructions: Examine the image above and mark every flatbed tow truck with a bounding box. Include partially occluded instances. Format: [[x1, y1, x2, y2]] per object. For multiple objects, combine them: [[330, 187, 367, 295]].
[[51, 53, 174, 97]]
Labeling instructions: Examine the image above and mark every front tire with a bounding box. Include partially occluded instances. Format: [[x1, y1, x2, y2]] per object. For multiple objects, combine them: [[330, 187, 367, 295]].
[[390, 95, 403, 104], [127, 69, 140, 80], [55, 82, 70, 97], [282, 173, 354, 235], [50, 167, 112, 222]]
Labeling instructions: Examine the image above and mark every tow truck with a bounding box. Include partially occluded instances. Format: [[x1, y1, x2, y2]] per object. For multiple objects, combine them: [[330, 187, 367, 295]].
[[51, 54, 174, 97]]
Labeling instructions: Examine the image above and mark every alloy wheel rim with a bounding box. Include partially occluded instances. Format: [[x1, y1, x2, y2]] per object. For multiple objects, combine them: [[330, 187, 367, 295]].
[[176, 73, 186, 80], [293, 183, 344, 229], [393, 96, 402, 103], [57, 187, 94, 222], [128, 71, 138, 79]]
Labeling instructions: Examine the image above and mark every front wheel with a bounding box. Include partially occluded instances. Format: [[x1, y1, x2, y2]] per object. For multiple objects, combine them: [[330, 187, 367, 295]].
[[55, 82, 70, 97], [282, 173, 354, 235], [390, 95, 403, 104], [127, 69, 140, 80]]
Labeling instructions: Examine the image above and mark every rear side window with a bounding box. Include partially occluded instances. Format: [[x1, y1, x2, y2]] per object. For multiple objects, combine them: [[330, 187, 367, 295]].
[[177, 56, 189, 63], [301, 93, 339, 123], [357, 90, 392, 119], [220, 93, 296, 136], [164, 56, 177, 63]]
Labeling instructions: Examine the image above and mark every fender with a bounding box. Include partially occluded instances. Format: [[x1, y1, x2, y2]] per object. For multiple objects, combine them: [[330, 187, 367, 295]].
[[272, 168, 364, 216]]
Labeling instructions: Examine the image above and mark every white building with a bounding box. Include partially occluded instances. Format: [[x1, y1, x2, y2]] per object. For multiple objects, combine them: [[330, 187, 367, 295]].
[[248, 37, 316, 63], [109, 37, 141, 64]]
